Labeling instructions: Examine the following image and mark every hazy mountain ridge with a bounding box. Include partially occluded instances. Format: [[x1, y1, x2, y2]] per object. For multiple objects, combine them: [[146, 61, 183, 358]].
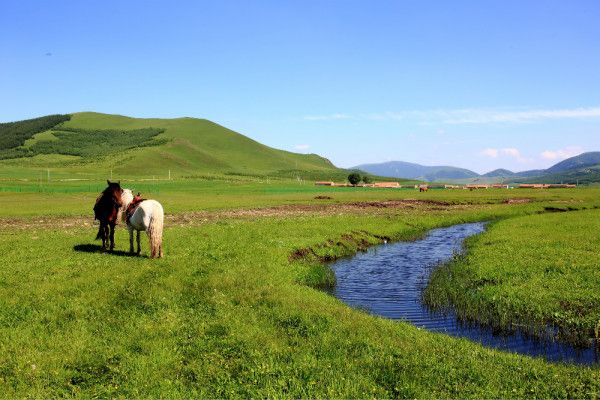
[[545, 152, 600, 173], [481, 169, 516, 178], [355, 152, 600, 184], [353, 161, 479, 181]]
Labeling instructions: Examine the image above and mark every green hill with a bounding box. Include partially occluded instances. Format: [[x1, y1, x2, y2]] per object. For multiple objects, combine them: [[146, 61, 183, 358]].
[[545, 151, 600, 174], [481, 168, 515, 178], [0, 112, 351, 181]]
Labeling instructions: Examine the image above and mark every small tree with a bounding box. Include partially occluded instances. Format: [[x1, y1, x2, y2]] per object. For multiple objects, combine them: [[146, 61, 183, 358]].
[[362, 175, 373, 184], [348, 172, 361, 186]]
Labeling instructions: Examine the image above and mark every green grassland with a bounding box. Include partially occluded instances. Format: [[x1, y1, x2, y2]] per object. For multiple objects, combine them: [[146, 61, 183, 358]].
[[0, 182, 599, 397]]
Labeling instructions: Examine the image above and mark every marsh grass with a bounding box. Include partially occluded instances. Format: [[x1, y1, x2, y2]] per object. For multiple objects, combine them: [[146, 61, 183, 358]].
[[424, 209, 600, 348]]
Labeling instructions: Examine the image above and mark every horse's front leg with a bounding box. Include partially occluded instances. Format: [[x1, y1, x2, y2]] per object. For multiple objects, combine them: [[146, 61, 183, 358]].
[[129, 226, 135, 254], [109, 223, 116, 252], [136, 231, 141, 255], [101, 224, 108, 251]]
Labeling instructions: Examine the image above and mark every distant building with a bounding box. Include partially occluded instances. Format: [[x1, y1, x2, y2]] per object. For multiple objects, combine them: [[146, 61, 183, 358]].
[[373, 182, 401, 188], [518, 184, 547, 189], [464, 184, 490, 189], [517, 184, 576, 189]]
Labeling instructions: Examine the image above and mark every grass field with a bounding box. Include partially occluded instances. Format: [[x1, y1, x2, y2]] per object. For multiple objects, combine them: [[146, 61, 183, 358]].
[[0, 180, 599, 397]]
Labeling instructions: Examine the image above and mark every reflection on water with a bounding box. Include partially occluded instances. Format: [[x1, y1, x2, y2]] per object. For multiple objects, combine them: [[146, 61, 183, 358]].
[[329, 222, 599, 366]]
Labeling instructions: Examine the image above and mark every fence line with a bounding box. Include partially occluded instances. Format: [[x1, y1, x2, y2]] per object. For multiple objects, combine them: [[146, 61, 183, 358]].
[[0, 183, 162, 194]]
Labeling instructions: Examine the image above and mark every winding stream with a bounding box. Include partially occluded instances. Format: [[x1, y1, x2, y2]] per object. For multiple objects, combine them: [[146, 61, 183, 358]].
[[329, 222, 599, 366]]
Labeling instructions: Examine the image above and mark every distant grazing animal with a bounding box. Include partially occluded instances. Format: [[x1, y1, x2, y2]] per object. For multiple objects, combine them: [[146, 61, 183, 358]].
[[93, 180, 123, 251], [419, 185, 429, 192], [121, 188, 164, 258]]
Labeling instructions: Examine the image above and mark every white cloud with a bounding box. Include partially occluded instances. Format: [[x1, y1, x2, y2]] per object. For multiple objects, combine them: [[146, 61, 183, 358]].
[[481, 148, 499, 158], [442, 107, 600, 124], [540, 146, 584, 160], [501, 148, 520, 157], [294, 144, 310, 151], [304, 106, 600, 125], [480, 147, 532, 164]]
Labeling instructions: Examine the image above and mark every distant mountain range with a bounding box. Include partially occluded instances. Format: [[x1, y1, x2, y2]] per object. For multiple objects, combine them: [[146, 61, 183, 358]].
[[353, 161, 479, 181], [354, 152, 600, 184]]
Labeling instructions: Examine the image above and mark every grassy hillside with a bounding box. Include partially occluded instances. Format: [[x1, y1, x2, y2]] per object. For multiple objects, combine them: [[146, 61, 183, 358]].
[[0, 112, 358, 181]]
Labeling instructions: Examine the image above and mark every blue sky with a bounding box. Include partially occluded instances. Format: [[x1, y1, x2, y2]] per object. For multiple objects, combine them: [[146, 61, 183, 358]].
[[2, 0, 599, 173]]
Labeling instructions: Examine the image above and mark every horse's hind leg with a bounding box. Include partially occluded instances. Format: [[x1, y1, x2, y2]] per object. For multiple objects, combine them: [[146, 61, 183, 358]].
[[148, 232, 156, 258], [128, 227, 134, 254]]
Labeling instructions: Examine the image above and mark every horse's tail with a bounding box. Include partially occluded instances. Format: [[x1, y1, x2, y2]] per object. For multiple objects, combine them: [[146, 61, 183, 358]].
[[147, 202, 164, 258], [95, 223, 103, 240]]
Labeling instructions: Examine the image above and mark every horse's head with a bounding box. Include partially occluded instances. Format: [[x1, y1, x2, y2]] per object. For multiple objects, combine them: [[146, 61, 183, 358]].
[[105, 180, 123, 206]]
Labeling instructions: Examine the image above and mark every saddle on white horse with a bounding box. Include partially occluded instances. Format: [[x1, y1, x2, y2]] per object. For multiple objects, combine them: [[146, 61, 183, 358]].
[[125, 194, 145, 224]]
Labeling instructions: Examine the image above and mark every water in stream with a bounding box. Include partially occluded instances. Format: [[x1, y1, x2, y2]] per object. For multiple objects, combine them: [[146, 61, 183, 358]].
[[329, 222, 599, 366]]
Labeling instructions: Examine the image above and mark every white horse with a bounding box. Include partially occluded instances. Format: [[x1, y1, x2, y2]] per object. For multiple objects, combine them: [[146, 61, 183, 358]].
[[121, 189, 164, 258]]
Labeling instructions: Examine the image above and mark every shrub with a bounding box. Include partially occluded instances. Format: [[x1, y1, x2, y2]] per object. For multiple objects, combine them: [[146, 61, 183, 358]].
[[348, 172, 361, 185], [0, 126, 167, 160], [0, 114, 71, 151]]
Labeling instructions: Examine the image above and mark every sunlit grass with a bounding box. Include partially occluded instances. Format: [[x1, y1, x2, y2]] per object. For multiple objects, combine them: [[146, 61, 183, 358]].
[[0, 185, 599, 397]]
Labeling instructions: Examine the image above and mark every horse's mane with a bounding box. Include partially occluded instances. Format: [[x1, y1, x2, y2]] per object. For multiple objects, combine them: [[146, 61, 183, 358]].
[[94, 181, 123, 220]]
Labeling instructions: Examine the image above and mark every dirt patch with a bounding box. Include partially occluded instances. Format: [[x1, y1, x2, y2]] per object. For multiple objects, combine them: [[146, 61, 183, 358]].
[[542, 206, 579, 213], [1, 197, 582, 232], [504, 198, 532, 204], [0, 199, 509, 231], [171, 199, 462, 225], [0, 216, 94, 231], [289, 247, 317, 262]]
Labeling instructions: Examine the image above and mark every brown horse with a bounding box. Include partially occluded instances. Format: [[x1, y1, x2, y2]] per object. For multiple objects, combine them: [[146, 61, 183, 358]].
[[93, 180, 123, 251]]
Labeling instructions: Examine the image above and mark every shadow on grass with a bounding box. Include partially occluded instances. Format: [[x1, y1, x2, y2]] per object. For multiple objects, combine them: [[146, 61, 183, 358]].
[[73, 244, 141, 257]]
